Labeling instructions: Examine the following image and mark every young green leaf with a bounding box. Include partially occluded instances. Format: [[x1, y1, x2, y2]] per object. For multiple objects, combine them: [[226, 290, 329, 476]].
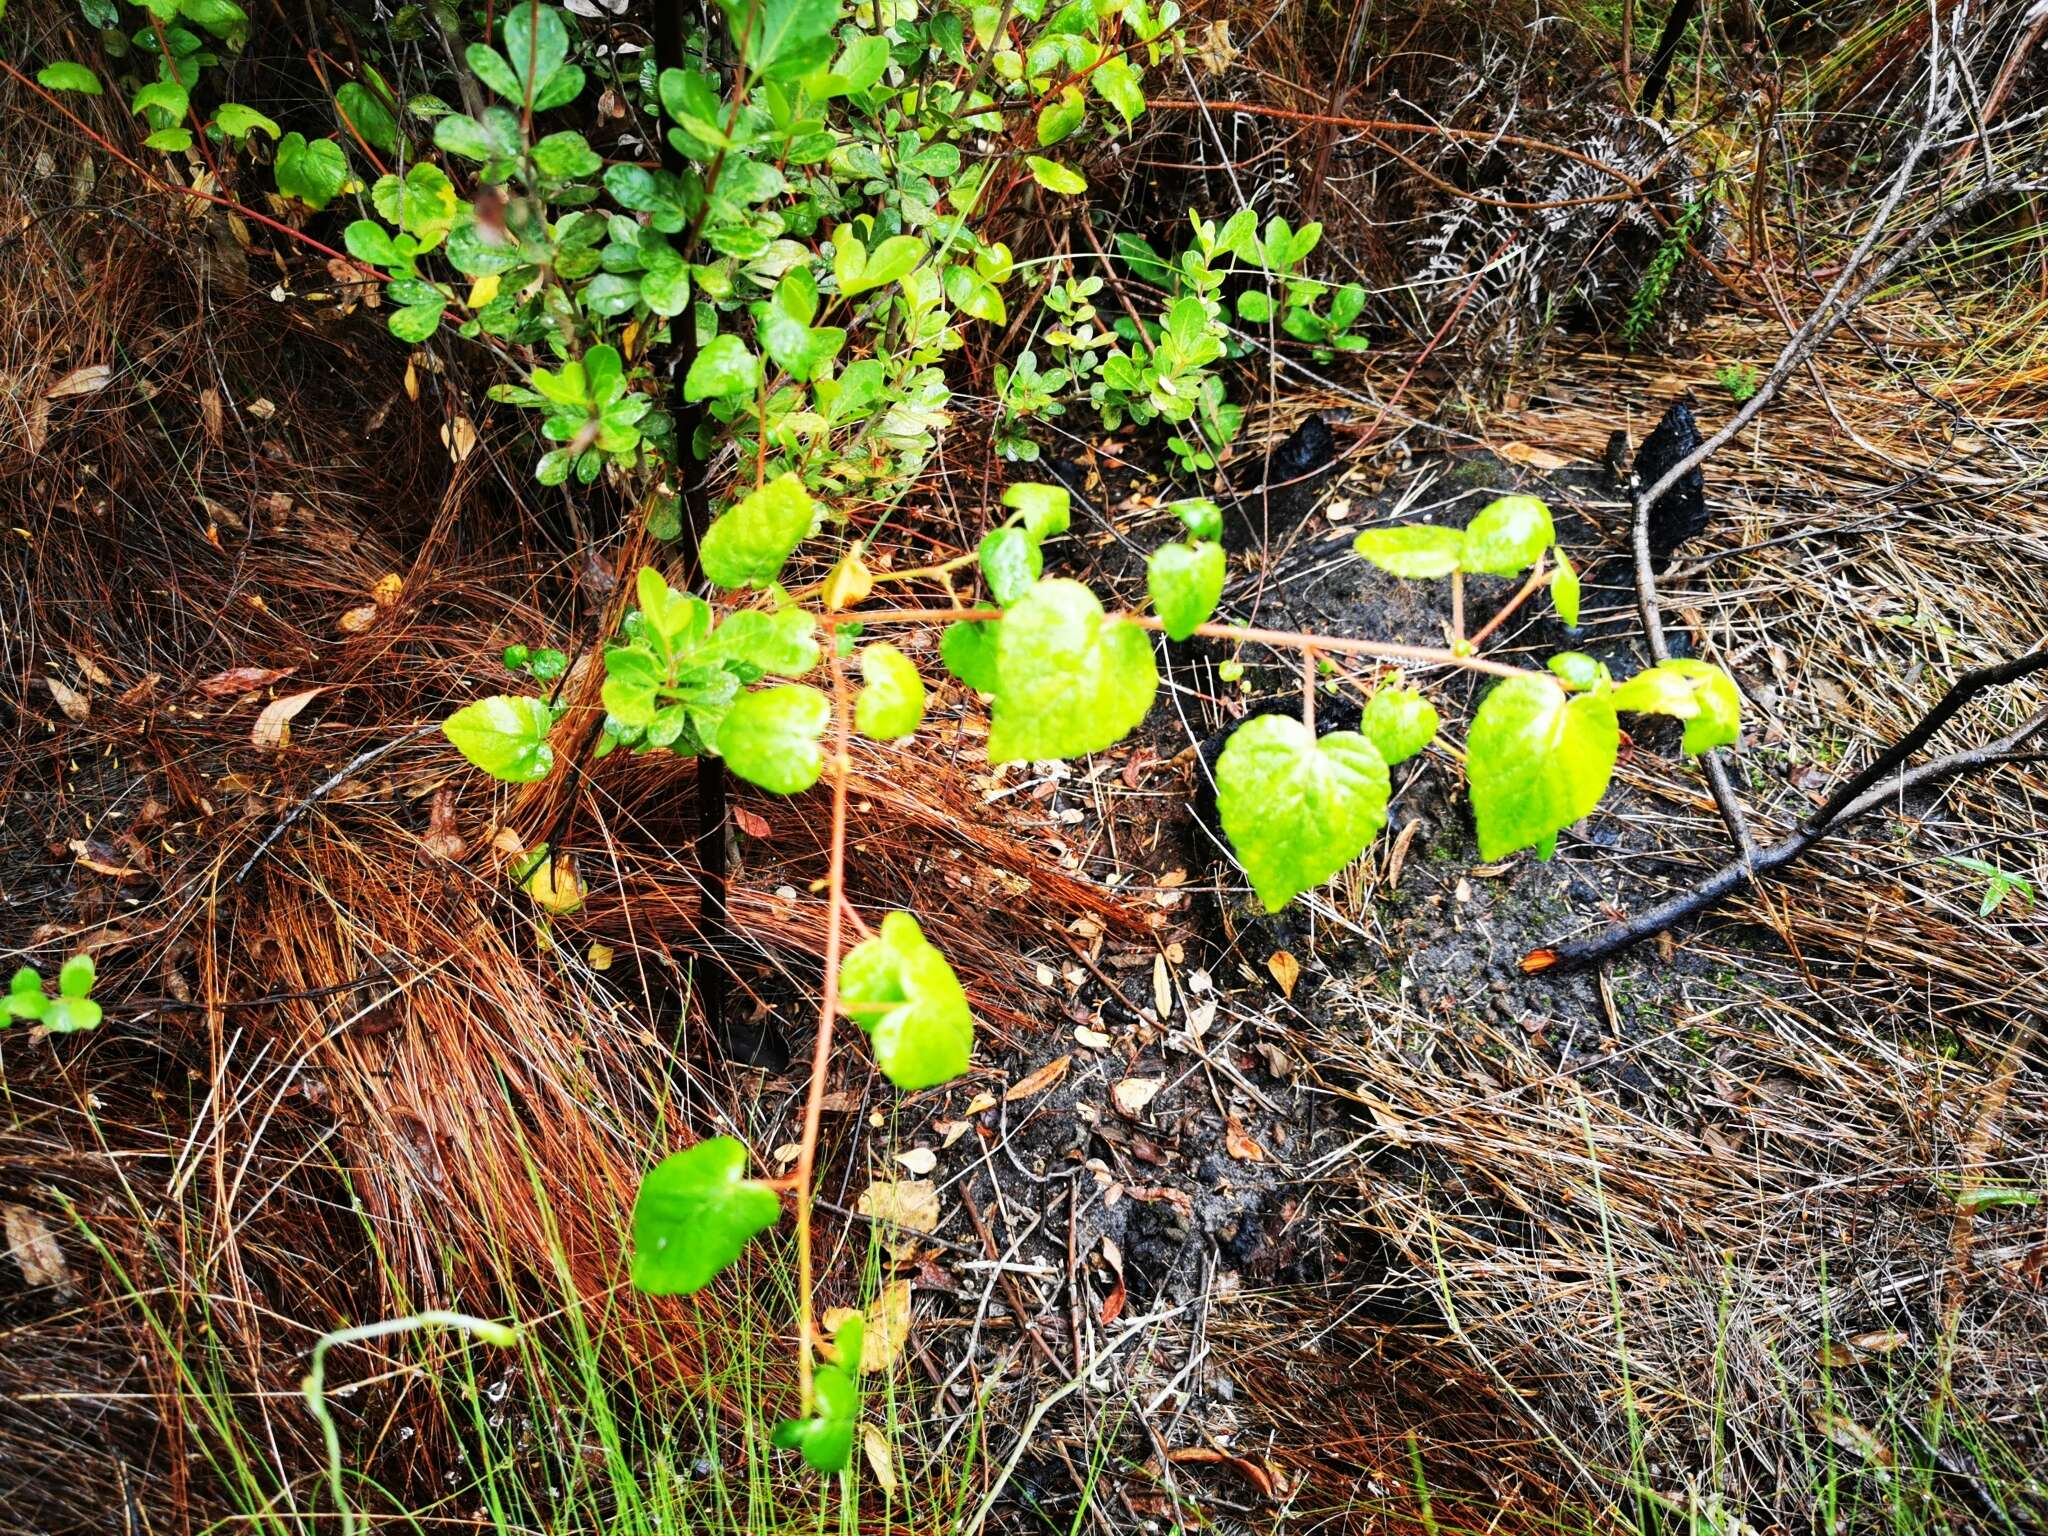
[[1460, 495, 1554, 577], [630, 1136, 782, 1295], [216, 103, 281, 140], [1664, 659, 1741, 754], [706, 608, 819, 680], [734, 0, 839, 81], [716, 685, 829, 794], [275, 132, 350, 208], [1215, 715, 1391, 911], [335, 80, 399, 155], [1168, 497, 1223, 542], [1357, 687, 1439, 766], [854, 644, 927, 741], [978, 525, 1043, 607], [1352, 525, 1465, 579], [771, 1315, 862, 1471], [684, 333, 761, 402], [699, 472, 817, 589], [1547, 652, 1610, 692], [1550, 548, 1581, 627], [4, 968, 49, 1024], [1465, 676, 1618, 860], [987, 580, 1157, 763], [940, 620, 1001, 695], [443, 695, 557, 782], [1026, 156, 1088, 195], [37, 62, 102, 94], [1147, 540, 1225, 641], [1002, 481, 1070, 540], [839, 912, 973, 1089], [1037, 85, 1085, 146]]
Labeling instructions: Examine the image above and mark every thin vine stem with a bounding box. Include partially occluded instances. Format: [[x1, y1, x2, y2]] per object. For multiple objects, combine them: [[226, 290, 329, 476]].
[[852, 606, 1538, 681], [789, 621, 854, 1405]]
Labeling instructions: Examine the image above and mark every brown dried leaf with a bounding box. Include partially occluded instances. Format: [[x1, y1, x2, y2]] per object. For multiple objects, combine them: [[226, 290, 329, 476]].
[[371, 573, 404, 607], [1112, 1077, 1164, 1117], [44, 676, 90, 722], [1497, 440, 1574, 470], [1005, 1054, 1071, 1102], [856, 1180, 940, 1239], [1266, 950, 1300, 998], [733, 805, 771, 838], [894, 1147, 937, 1175], [46, 364, 113, 400], [441, 415, 478, 462], [251, 687, 324, 749], [1225, 1113, 1267, 1162], [338, 604, 380, 634], [861, 1425, 898, 1493], [198, 666, 295, 697], [199, 387, 224, 443], [4, 1205, 71, 1290]]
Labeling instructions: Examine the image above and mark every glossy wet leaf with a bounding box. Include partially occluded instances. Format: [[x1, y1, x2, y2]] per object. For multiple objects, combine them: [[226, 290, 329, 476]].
[[1169, 497, 1223, 541], [1215, 715, 1391, 910], [630, 1136, 781, 1295], [1352, 524, 1465, 579], [1026, 156, 1087, 194], [978, 525, 1042, 607], [987, 580, 1157, 763], [717, 685, 829, 794], [443, 695, 556, 782], [1003, 481, 1070, 540], [700, 472, 816, 588], [1460, 495, 1554, 576], [771, 1316, 862, 1471], [854, 644, 926, 741], [1466, 676, 1618, 860], [1147, 539, 1225, 641], [1356, 687, 1438, 766], [839, 912, 973, 1089], [37, 62, 102, 94], [940, 620, 1000, 694], [1550, 548, 1581, 626]]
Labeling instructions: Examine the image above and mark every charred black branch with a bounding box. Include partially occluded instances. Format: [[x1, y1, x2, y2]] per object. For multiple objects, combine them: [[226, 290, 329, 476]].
[[1529, 652, 2048, 972]]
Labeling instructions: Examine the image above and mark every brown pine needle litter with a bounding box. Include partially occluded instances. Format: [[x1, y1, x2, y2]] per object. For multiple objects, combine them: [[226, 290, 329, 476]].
[[5, 4, 2048, 1534]]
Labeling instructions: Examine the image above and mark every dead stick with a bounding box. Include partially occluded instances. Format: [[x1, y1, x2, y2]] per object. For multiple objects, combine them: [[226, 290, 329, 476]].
[[1527, 656, 2048, 972]]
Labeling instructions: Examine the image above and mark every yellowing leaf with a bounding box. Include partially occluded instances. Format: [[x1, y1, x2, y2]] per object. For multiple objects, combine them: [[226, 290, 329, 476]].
[[1004, 1054, 1070, 1101], [1266, 950, 1300, 997], [1497, 441, 1573, 470]]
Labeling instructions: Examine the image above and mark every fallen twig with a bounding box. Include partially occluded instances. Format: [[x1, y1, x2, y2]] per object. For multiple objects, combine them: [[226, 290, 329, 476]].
[[1525, 651, 2048, 971]]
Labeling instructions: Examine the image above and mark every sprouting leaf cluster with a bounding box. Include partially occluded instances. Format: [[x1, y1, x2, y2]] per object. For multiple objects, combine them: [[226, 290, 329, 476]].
[[5, 956, 101, 1033]]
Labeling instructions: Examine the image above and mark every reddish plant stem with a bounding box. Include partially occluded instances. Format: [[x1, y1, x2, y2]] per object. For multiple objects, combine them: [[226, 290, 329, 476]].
[[791, 624, 853, 1403], [0, 60, 382, 281], [1466, 555, 1550, 649], [854, 606, 1536, 681]]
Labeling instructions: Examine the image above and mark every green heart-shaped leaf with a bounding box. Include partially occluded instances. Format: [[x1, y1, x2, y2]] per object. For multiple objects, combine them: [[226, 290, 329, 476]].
[[1215, 715, 1390, 911], [978, 525, 1042, 607], [443, 695, 556, 782], [1460, 495, 1554, 577], [839, 912, 973, 1089], [1466, 675, 1618, 860], [854, 644, 926, 742], [1352, 524, 1464, 579], [700, 472, 816, 589], [1146, 539, 1225, 642], [987, 580, 1157, 763], [631, 1136, 781, 1295], [1356, 687, 1438, 766], [771, 1316, 862, 1470], [940, 621, 1000, 694], [717, 685, 828, 794]]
